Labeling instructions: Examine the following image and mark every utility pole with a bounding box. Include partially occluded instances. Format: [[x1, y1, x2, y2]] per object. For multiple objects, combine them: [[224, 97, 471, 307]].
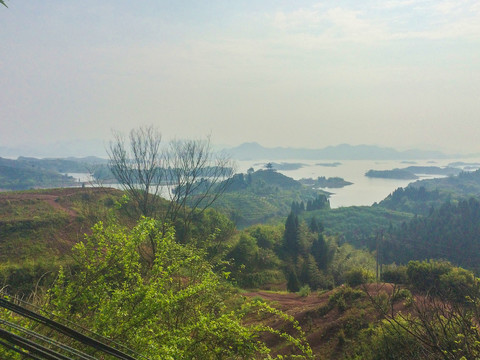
[[376, 230, 383, 282], [376, 232, 379, 282]]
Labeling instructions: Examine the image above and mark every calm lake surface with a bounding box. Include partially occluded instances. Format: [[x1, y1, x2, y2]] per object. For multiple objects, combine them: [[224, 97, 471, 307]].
[[237, 159, 480, 209], [69, 158, 480, 209]]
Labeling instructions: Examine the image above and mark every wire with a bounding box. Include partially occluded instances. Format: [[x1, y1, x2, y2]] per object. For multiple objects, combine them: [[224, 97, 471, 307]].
[[1, 319, 96, 360], [0, 293, 149, 360], [0, 338, 43, 360], [0, 297, 138, 360], [0, 327, 72, 360]]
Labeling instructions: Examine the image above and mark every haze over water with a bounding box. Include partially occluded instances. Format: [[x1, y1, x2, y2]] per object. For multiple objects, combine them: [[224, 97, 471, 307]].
[[238, 159, 480, 208]]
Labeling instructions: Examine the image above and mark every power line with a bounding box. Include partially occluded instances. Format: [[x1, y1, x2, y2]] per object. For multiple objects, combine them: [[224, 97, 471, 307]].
[[0, 296, 140, 360], [1, 319, 96, 360], [0, 292, 149, 360], [0, 327, 72, 360], [0, 338, 44, 360]]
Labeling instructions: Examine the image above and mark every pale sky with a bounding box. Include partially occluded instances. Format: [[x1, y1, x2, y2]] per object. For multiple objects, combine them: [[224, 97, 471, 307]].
[[1, 1, 480, 154]]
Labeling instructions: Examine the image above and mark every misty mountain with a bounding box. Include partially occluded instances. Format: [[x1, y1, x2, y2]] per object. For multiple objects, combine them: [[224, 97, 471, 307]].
[[225, 142, 452, 160]]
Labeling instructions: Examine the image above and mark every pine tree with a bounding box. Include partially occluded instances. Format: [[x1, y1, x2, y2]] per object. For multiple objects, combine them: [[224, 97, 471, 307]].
[[312, 233, 329, 271], [286, 268, 300, 292], [309, 217, 319, 233], [284, 212, 300, 257]]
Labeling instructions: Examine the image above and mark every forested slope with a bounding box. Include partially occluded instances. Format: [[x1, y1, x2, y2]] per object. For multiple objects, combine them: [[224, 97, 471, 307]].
[[383, 198, 480, 272]]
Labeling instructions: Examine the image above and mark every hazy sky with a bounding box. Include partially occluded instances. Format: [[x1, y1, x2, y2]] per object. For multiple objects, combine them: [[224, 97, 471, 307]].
[[1, 1, 480, 154]]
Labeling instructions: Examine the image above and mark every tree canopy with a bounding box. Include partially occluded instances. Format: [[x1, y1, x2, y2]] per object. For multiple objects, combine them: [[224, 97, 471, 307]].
[[37, 217, 312, 359]]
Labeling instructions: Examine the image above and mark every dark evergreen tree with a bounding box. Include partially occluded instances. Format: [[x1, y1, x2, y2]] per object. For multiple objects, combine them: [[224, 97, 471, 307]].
[[306, 200, 312, 211], [283, 212, 300, 257], [309, 217, 324, 233], [299, 255, 322, 290], [311, 233, 329, 271], [290, 201, 305, 215], [286, 268, 300, 292]]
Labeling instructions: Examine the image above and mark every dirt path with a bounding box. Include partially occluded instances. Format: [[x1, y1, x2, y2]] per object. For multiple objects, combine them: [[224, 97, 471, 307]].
[[244, 290, 329, 311]]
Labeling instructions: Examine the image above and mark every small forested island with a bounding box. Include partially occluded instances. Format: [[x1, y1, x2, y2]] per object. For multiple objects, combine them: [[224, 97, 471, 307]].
[[365, 168, 418, 179], [316, 162, 342, 167], [365, 166, 461, 180], [404, 165, 461, 175], [299, 176, 353, 188], [259, 162, 306, 170]]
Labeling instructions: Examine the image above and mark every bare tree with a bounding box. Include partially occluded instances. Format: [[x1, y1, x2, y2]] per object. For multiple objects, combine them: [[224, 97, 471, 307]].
[[165, 137, 235, 242], [108, 125, 166, 219], [107, 126, 235, 243]]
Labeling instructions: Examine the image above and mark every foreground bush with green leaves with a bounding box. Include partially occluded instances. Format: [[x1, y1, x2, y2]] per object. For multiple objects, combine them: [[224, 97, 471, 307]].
[[351, 261, 480, 360], [20, 217, 311, 359]]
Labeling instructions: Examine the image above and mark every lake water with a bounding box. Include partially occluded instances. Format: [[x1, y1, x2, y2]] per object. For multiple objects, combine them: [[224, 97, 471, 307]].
[[67, 159, 480, 209], [237, 159, 480, 208]]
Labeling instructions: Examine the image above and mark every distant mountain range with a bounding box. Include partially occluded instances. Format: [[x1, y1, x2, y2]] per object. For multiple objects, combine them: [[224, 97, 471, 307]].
[[1, 140, 475, 161], [224, 142, 462, 161]]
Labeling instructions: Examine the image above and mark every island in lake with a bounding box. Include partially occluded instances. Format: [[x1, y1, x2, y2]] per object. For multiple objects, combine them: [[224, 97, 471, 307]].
[[259, 162, 306, 171], [299, 176, 353, 188], [316, 162, 342, 167], [365, 166, 462, 180]]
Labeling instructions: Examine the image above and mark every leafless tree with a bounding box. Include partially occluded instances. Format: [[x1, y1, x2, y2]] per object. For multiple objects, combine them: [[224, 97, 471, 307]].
[[107, 126, 235, 244], [108, 125, 166, 219], [165, 137, 235, 242]]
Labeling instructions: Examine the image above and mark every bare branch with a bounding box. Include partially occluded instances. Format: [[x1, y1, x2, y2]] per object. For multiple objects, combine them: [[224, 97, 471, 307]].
[[107, 126, 235, 246]]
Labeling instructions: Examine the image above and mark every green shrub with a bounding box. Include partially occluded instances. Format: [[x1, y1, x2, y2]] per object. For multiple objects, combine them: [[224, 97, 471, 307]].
[[298, 284, 311, 297], [439, 267, 478, 303], [406, 259, 451, 292], [391, 288, 412, 304], [328, 286, 364, 312], [342, 308, 368, 337], [355, 316, 425, 359], [345, 268, 374, 287], [381, 264, 408, 284], [406, 260, 479, 302]]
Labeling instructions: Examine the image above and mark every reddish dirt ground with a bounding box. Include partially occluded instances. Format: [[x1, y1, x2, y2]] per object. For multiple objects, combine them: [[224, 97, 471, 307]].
[[244, 283, 404, 359], [2, 193, 78, 218], [0, 188, 122, 259], [244, 283, 396, 313]]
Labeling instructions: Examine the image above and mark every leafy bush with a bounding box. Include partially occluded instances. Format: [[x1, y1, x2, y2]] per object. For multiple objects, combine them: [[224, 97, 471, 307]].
[[298, 284, 311, 297], [328, 286, 364, 312], [381, 264, 408, 284], [406, 260, 479, 302], [345, 268, 374, 287], [406, 259, 452, 292], [354, 316, 427, 359]]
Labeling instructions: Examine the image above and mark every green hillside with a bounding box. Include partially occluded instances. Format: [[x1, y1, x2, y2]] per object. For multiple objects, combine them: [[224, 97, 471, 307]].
[[0, 157, 78, 190], [212, 169, 329, 227]]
